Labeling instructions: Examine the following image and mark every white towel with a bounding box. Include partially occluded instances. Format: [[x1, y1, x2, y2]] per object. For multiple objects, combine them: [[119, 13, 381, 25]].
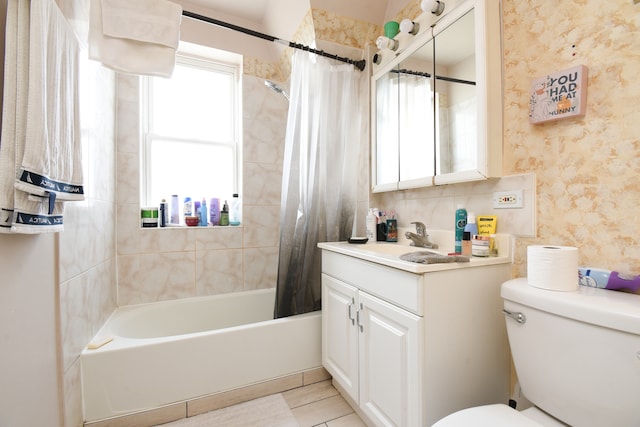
[[0, 0, 76, 234], [14, 0, 84, 202], [89, 0, 182, 77]]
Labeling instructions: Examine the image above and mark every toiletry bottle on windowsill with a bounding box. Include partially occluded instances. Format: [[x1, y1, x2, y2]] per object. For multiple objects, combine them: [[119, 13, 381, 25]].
[[220, 200, 229, 226], [200, 198, 208, 226], [183, 196, 193, 223], [209, 198, 220, 225], [229, 193, 241, 226]]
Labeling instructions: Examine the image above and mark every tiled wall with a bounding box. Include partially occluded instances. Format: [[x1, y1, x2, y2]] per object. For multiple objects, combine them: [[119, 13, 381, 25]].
[[371, 173, 536, 241], [113, 4, 376, 305], [58, 58, 117, 426], [115, 73, 288, 304]]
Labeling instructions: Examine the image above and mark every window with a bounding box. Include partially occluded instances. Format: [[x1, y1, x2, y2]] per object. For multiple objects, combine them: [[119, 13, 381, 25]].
[[141, 45, 242, 221]]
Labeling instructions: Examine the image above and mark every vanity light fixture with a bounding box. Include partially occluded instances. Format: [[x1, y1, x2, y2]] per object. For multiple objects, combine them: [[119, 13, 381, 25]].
[[400, 19, 420, 35], [376, 36, 399, 51], [421, 0, 445, 16]]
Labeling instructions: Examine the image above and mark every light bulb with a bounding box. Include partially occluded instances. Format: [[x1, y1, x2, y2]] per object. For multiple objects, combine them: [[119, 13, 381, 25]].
[[420, 0, 445, 16], [400, 19, 420, 35], [376, 36, 398, 51]]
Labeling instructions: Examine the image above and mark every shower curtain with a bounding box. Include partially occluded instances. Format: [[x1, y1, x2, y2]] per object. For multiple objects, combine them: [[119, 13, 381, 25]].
[[274, 49, 362, 318]]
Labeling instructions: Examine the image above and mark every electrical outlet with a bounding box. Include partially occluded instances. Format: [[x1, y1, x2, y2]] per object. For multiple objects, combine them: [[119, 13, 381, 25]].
[[493, 189, 524, 209]]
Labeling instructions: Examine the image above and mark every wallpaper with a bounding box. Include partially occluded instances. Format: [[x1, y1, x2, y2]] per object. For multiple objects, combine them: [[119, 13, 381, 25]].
[[503, 0, 640, 277]]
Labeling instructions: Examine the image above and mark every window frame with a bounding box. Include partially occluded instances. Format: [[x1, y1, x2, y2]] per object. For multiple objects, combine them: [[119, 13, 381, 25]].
[[140, 49, 242, 209]]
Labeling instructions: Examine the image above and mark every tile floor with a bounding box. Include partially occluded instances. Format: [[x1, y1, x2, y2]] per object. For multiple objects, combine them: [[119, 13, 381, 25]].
[[174, 380, 367, 427], [282, 380, 366, 427]]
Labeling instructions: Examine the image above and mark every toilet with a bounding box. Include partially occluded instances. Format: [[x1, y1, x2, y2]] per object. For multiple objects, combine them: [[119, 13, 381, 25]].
[[434, 277, 640, 427]]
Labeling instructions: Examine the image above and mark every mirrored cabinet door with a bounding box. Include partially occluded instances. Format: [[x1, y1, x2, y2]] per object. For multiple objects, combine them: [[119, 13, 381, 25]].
[[398, 38, 435, 184], [371, 0, 502, 192], [375, 67, 400, 190], [434, 8, 476, 176]]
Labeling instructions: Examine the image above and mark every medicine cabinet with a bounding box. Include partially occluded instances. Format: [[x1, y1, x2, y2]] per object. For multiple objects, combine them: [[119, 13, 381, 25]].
[[371, 0, 503, 192]]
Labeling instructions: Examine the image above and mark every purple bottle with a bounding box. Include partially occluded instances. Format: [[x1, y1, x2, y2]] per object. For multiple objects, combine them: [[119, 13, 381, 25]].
[[578, 267, 640, 293], [209, 198, 220, 225]]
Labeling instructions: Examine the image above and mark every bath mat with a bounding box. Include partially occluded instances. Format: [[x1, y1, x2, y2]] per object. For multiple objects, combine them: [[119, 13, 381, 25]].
[[162, 394, 299, 427]]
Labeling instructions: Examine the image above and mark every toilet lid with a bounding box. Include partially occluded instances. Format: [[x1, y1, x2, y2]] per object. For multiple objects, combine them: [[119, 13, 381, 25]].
[[433, 404, 544, 427]]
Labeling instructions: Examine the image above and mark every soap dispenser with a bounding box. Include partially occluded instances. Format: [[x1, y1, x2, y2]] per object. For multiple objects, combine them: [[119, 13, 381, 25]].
[[366, 209, 377, 241]]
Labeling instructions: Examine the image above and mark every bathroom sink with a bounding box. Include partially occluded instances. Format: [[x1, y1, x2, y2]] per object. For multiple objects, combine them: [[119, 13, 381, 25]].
[[319, 232, 511, 273]]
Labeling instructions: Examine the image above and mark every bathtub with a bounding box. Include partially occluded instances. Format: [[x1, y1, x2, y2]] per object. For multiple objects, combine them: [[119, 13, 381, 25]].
[[81, 288, 322, 422]]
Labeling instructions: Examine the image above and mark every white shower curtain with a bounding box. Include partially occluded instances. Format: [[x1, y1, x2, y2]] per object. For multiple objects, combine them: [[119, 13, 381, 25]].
[[274, 50, 362, 318]]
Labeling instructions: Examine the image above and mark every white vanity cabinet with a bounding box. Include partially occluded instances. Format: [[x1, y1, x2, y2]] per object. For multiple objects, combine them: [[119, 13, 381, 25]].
[[320, 246, 511, 427], [323, 274, 422, 426]]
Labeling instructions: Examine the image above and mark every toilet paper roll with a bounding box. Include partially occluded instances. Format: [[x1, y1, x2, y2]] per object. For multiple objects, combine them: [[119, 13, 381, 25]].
[[527, 245, 579, 291]]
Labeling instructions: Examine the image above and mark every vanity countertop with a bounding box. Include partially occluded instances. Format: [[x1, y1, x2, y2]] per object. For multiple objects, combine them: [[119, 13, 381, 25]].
[[319, 233, 512, 274]]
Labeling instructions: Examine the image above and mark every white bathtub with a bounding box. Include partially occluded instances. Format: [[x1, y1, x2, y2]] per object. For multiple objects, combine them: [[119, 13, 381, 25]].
[[81, 288, 322, 422]]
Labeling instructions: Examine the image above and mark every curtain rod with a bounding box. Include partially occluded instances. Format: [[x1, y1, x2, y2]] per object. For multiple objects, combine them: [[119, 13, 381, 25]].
[[392, 68, 476, 86], [182, 10, 366, 71]]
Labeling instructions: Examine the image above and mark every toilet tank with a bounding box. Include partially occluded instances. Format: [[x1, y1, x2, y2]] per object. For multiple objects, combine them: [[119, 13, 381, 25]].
[[501, 278, 640, 427]]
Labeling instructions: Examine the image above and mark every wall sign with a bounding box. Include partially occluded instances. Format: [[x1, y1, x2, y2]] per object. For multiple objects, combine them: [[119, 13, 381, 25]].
[[529, 65, 588, 124]]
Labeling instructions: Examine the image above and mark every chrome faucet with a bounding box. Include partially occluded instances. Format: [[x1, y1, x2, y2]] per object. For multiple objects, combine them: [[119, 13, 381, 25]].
[[405, 221, 438, 249]]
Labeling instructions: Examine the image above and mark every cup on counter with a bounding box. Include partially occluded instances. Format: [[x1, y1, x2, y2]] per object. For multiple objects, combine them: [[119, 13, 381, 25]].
[[386, 219, 398, 242], [376, 222, 388, 241]]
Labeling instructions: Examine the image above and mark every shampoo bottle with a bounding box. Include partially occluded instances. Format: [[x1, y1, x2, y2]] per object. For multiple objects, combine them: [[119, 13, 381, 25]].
[[209, 198, 220, 225], [199, 198, 208, 226], [455, 205, 467, 253], [183, 196, 193, 223], [366, 208, 377, 241], [170, 195, 179, 224]]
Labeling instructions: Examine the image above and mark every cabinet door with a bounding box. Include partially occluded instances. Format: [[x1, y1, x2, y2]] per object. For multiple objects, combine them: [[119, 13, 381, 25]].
[[358, 291, 423, 427], [322, 274, 359, 402]]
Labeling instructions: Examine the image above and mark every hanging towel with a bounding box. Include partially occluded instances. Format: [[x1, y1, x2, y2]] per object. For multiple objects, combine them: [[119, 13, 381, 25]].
[[88, 0, 182, 77], [0, 0, 27, 232], [0, 0, 79, 234], [13, 0, 84, 202]]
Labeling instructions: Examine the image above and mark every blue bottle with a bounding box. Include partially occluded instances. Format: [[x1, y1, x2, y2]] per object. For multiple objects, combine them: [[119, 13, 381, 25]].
[[464, 212, 478, 237], [199, 198, 208, 226], [455, 205, 467, 253]]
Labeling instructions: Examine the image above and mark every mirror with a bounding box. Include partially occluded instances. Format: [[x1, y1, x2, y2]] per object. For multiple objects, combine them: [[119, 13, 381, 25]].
[[371, 0, 502, 192], [434, 9, 476, 176], [375, 37, 435, 189]]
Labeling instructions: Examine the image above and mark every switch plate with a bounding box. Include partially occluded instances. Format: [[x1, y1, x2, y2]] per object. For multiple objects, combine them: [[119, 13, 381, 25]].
[[493, 189, 524, 209]]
